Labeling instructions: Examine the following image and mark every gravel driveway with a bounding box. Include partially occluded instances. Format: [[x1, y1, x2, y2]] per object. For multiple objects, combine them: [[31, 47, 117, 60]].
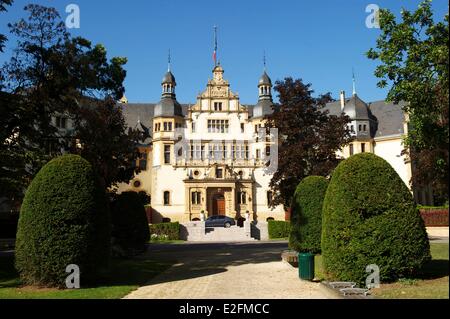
[[124, 241, 337, 299]]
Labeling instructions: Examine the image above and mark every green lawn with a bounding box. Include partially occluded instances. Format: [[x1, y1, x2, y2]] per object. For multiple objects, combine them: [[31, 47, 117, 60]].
[[372, 243, 449, 299], [0, 254, 174, 299], [314, 243, 449, 299]]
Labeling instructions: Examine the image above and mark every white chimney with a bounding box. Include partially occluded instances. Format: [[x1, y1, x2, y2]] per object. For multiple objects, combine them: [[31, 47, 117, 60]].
[[340, 91, 346, 112]]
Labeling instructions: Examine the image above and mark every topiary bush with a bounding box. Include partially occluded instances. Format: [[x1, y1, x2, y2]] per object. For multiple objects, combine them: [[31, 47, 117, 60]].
[[289, 176, 328, 253], [149, 222, 180, 240], [111, 191, 150, 254], [321, 153, 431, 285], [15, 154, 110, 287], [268, 220, 291, 239]]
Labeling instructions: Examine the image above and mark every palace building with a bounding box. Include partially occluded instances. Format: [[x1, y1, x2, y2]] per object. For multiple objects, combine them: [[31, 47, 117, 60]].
[[117, 63, 434, 224]]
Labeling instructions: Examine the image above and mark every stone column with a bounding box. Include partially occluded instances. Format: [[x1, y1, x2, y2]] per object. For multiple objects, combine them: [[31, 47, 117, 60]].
[[185, 186, 191, 221], [231, 185, 236, 216]]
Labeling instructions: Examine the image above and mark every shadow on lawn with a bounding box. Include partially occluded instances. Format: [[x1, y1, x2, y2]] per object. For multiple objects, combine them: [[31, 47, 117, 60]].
[[0, 254, 174, 289], [416, 259, 450, 280]]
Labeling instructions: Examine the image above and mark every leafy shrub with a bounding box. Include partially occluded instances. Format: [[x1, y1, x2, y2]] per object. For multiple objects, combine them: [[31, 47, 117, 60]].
[[268, 220, 291, 239], [289, 176, 328, 253], [15, 155, 110, 287], [149, 222, 180, 240], [321, 153, 431, 285], [111, 191, 150, 253]]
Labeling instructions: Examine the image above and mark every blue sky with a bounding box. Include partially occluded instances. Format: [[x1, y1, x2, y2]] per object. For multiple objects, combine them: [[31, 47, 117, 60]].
[[0, 0, 448, 104]]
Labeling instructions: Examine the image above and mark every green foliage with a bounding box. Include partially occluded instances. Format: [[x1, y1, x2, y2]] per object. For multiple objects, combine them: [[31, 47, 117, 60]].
[[367, 1, 449, 200], [15, 154, 110, 287], [111, 192, 150, 254], [289, 176, 328, 253], [149, 222, 180, 241], [265, 77, 352, 208], [321, 153, 431, 285], [268, 220, 291, 239], [1, 4, 135, 205]]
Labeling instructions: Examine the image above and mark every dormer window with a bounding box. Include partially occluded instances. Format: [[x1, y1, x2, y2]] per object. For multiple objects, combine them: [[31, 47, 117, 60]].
[[214, 102, 223, 111]]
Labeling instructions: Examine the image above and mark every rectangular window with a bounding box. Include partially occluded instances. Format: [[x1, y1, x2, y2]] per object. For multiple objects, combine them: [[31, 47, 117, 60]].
[[363, 124, 367, 132], [349, 144, 354, 156], [191, 192, 201, 205], [241, 123, 245, 133], [164, 145, 171, 164], [361, 143, 366, 153], [265, 145, 271, 157], [192, 122, 196, 133], [238, 191, 247, 205], [216, 168, 223, 179], [245, 145, 249, 159], [358, 124, 362, 132], [139, 152, 148, 170], [256, 149, 261, 159], [190, 144, 194, 159], [163, 191, 170, 206], [208, 120, 229, 133], [164, 122, 168, 131], [214, 102, 223, 111], [56, 117, 67, 129], [267, 191, 273, 206]]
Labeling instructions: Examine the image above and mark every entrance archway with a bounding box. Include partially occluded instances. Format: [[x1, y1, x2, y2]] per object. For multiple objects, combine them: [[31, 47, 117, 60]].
[[212, 193, 225, 216]]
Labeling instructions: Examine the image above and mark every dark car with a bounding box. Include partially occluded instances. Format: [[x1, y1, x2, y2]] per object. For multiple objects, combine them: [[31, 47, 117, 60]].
[[205, 215, 236, 228]]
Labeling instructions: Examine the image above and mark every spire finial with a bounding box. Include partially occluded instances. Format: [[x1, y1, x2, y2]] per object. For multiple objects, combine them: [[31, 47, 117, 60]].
[[352, 68, 357, 96], [168, 49, 171, 72]]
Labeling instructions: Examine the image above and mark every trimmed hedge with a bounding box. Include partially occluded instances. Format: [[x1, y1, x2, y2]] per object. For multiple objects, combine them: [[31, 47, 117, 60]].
[[419, 208, 449, 227], [111, 192, 150, 253], [289, 176, 328, 253], [268, 220, 291, 239], [15, 155, 110, 287], [321, 153, 431, 285], [150, 222, 180, 240]]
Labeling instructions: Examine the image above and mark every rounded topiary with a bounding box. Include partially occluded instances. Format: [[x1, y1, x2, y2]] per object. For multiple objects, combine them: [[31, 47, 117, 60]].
[[111, 191, 150, 254], [15, 154, 110, 287], [321, 153, 430, 285], [289, 176, 328, 254]]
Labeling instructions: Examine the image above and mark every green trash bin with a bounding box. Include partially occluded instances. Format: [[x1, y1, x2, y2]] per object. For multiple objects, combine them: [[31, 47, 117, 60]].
[[298, 252, 315, 281]]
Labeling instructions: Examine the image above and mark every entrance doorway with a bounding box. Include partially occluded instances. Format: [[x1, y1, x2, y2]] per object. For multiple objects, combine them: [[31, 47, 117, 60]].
[[213, 194, 225, 216]]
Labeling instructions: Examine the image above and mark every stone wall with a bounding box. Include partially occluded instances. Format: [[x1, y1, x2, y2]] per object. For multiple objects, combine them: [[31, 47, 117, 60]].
[[251, 221, 269, 241]]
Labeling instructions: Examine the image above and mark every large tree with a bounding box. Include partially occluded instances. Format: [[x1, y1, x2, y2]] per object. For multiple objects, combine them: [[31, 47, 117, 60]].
[[367, 0, 449, 203], [1, 4, 139, 205], [265, 78, 352, 208]]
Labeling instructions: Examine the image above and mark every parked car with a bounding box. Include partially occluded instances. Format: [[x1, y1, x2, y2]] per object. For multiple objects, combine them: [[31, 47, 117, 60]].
[[205, 215, 236, 228]]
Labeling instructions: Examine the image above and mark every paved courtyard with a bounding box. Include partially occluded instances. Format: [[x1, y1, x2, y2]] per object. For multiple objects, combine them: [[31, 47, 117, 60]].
[[124, 241, 338, 299]]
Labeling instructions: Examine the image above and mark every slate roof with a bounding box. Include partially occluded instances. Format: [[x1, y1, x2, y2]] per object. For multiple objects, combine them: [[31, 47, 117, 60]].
[[121, 97, 406, 140], [322, 98, 406, 138]]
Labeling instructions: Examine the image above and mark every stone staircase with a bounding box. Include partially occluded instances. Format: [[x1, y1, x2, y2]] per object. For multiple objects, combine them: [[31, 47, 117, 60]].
[[180, 221, 256, 242], [203, 225, 255, 242]]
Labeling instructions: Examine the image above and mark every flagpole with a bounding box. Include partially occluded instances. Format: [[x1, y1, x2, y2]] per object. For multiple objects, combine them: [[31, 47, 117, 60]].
[[213, 25, 218, 67]]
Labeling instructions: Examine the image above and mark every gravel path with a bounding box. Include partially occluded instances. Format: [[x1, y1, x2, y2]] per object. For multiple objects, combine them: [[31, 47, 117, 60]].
[[124, 242, 337, 299]]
